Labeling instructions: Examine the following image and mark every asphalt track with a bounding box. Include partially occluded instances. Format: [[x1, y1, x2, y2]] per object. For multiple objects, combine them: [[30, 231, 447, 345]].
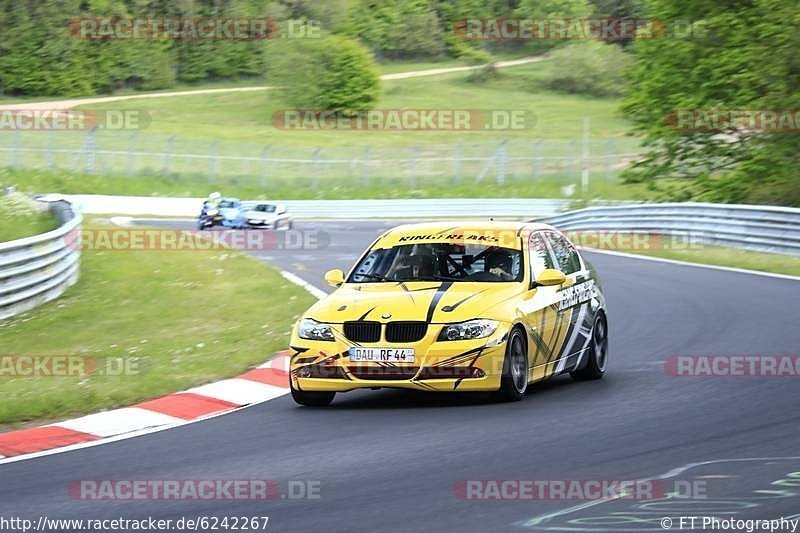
[[2, 220, 799, 532]]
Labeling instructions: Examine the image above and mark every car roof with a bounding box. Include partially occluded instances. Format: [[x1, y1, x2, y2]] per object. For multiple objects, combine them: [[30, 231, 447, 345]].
[[373, 220, 557, 249]]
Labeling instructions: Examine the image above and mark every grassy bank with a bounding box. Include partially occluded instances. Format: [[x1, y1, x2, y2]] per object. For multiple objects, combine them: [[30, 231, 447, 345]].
[[0, 221, 314, 428], [615, 246, 800, 277], [0, 193, 60, 242]]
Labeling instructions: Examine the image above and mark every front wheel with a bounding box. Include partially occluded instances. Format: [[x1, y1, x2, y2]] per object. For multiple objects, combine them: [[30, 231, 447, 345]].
[[291, 384, 335, 407], [497, 327, 528, 402], [570, 313, 608, 381]]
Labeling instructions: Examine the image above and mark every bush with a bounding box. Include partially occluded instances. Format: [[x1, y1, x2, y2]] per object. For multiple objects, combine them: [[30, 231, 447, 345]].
[[539, 42, 632, 97], [267, 35, 381, 112], [456, 45, 492, 66]]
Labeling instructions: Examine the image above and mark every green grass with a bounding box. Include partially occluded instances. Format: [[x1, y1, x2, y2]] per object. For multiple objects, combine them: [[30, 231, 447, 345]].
[[619, 245, 800, 277], [0, 195, 60, 242], [65, 60, 632, 147], [0, 167, 653, 202], [0, 221, 315, 428]]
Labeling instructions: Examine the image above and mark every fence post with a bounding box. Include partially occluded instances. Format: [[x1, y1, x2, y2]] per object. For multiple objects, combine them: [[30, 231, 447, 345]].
[[164, 135, 175, 174], [362, 146, 370, 187], [85, 128, 96, 175], [126, 131, 137, 176], [10, 129, 20, 168], [453, 141, 461, 184], [581, 116, 590, 193], [410, 146, 419, 189], [312, 148, 320, 189], [260, 146, 269, 186], [533, 140, 541, 180], [496, 140, 507, 185], [209, 140, 219, 180], [46, 129, 54, 169], [568, 140, 577, 181]]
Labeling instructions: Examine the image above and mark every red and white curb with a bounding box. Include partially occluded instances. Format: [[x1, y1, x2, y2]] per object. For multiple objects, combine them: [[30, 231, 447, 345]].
[[0, 352, 291, 463]]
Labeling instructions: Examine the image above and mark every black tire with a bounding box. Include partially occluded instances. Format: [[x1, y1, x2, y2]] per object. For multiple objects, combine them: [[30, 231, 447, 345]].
[[291, 384, 335, 407], [497, 327, 528, 402], [571, 313, 608, 381]]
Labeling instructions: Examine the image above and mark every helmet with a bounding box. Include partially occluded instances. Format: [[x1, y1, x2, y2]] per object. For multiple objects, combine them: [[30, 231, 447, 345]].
[[209, 192, 221, 200]]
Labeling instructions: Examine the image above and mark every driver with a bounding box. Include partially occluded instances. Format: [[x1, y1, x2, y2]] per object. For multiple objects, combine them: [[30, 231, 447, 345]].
[[485, 250, 514, 280], [392, 253, 436, 281]]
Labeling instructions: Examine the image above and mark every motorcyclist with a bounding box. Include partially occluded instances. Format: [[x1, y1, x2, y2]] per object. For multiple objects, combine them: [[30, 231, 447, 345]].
[[204, 192, 222, 211]]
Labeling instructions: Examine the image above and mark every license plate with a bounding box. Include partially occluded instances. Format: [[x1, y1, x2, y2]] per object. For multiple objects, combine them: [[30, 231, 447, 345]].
[[348, 348, 415, 363]]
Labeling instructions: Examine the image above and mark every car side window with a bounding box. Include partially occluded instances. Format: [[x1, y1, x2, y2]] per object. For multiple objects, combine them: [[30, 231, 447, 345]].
[[545, 232, 581, 275], [528, 232, 556, 280]]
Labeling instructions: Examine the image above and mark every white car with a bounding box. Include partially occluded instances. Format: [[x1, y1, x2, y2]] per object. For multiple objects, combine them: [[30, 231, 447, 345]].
[[243, 203, 292, 230]]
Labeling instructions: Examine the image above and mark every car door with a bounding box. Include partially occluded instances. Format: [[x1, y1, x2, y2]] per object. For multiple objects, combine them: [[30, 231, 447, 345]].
[[544, 231, 595, 372], [523, 231, 567, 382]]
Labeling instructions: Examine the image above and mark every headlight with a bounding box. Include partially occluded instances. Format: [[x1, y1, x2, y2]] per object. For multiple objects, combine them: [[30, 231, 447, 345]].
[[206, 209, 219, 216], [298, 318, 335, 341], [438, 319, 499, 341]]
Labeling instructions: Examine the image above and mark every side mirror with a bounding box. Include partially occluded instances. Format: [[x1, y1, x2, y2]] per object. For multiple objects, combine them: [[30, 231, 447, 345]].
[[324, 269, 345, 288], [532, 268, 566, 288]]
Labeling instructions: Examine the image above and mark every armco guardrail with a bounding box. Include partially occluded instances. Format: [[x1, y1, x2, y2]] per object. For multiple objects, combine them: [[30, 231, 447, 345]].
[[0, 200, 81, 321], [538, 202, 800, 256]]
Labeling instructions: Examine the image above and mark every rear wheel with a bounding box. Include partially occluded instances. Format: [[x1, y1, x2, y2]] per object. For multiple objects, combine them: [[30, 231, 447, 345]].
[[291, 384, 335, 406], [498, 327, 528, 402], [571, 313, 608, 381]]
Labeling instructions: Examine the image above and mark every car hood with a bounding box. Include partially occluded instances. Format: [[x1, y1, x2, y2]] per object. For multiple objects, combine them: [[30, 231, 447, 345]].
[[306, 281, 526, 324]]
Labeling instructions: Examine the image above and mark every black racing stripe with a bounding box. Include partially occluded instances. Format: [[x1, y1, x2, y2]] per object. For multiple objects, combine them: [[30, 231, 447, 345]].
[[441, 289, 488, 312], [290, 346, 310, 355], [434, 345, 485, 367], [357, 307, 376, 321], [426, 281, 453, 323]]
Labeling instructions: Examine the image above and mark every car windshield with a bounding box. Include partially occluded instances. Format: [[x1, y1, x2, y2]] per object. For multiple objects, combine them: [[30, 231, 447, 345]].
[[254, 204, 276, 213], [219, 200, 238, 208], [349, 243, 524, 283]]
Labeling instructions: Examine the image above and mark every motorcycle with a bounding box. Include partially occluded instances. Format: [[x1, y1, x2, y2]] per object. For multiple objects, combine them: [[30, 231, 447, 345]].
[[197, 204, 224, 230]]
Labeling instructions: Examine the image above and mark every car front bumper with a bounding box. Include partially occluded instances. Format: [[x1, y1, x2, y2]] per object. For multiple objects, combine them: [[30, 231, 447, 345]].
[[288, 325, 510, 393]]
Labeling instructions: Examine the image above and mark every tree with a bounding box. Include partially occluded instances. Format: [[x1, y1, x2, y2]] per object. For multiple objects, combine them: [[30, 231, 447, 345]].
[[347, 0, 446, 59], [266, 35, 380, 111], [622, 0, 800, 205]]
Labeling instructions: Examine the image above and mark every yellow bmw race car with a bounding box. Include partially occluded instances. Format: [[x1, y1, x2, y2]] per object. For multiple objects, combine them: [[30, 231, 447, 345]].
[[288, 221, 608, 406]]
